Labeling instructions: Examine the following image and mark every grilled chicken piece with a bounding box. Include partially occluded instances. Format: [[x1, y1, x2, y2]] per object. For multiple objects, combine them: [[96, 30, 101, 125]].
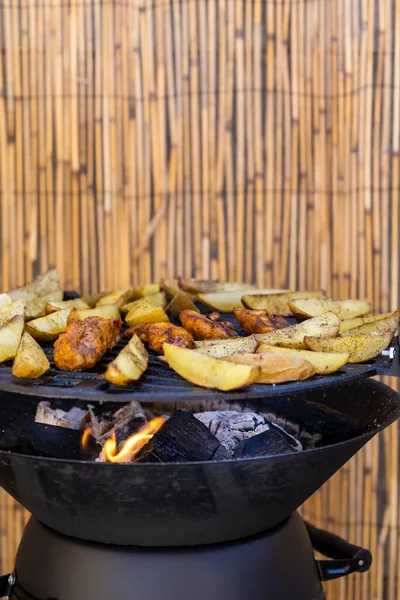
[[233, 308, 290, 335], [54, 316, 122, 371], [179, 309, 238, 340], [126, 322, 195, 354]]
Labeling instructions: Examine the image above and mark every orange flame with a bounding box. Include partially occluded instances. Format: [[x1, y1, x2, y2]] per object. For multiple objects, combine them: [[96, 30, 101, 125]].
[[81, 427, 93, 451], [103, 417, 166, 463]]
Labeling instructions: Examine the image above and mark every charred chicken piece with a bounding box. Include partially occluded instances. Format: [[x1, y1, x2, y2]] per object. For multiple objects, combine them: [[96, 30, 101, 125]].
[[54, 316, 122, 371], [125, 322, 195, 354], [179, 309, 238, 340], [233, 308, 290, 335]]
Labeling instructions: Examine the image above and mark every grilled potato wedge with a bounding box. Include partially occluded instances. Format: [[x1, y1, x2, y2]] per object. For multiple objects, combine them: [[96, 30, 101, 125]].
[[242, 291, 325, 315], [194, 336, 258, 358], [82, 292, 107, 308], [125, 299, 170, 327], [67, 304, 121, 324], [26, 308, 72, 341], [288, 298, 371, 320], [305, 330, 392, 363], [339, 310, 399, 338], [131, 283, 160, 299], [105, 334, 149, 386], [121, 292, 167, 316], [12, 331, 50, 378], [163, 343, 258, 391], [45, 298, 89, 314], [257, 344, 349, 375], [8, 269, 61, 302], [165, 291, 199, 317], [179, 278, 256, 295], [255, 312, 340, 349], [96, 288, 135, 308], [0, 294, 12, 310], [224, 353, 315, 384], [338, 312, 394, 334], [26, 290, 64, 320], [198, 289, 288, 313], [0, 300, 26, 362]]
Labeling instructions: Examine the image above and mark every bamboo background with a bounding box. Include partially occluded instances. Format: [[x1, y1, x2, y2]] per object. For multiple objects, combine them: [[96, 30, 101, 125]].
[[0, 0, 399, 597]]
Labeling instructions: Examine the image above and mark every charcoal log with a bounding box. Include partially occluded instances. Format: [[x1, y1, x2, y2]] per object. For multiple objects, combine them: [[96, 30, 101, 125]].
[[35, 401, 87, 430], [135, 410, 232, 463], [233, 426, 299, 459]]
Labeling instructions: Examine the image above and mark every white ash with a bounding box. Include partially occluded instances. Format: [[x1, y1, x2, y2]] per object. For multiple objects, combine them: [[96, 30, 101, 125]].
[[194, 411, 302, 452], [35, 401, 87, 430]]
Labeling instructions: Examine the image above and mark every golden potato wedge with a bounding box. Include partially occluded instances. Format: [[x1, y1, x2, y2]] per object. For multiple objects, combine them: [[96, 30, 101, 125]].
[[8, 269, 61, 302], [224, 352, 315, 384], [0, 294, 12, 309], [255, 312, 340, 349], [339, 312, 393, 334], [288, 298, 371, 320], [125, 299, 170, 327], [0, 300, 26, 362], [96, 288, 135, 308], [163, 343, 259, 391], [12, 331, 50, 378], [45, 298, 90, 314], [194, 336, 258, 358], [340, 310, 399, 338], [26, 308, 72, 341], [165, 291, 200, 317], [257, 344, 349, 375], [242, 291, 325, 315], [179, 278, 257, 295], [105, 334, 149, 386], [25, 291, 64, 320], [304, 330, 392, 363], [82, 292, 107, 308], [198, 289, 288, 313], [131, 283, 160, 299], [121, 292, 168, 316], [67, 304, 121, 324]]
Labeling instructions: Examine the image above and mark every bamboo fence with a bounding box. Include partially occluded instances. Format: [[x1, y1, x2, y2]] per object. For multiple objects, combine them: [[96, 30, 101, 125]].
[[0, 0, 399, 597]]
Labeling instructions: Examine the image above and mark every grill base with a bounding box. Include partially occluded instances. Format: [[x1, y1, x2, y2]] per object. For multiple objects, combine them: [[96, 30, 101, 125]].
[[13, 514, 325, 600]]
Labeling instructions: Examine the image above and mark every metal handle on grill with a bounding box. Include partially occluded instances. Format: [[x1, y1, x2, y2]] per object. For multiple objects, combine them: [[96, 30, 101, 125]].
[[305, 522, 372, 582]]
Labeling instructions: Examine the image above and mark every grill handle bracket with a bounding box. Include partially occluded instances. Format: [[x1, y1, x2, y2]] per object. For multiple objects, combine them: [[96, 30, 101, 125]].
[[305, 521, 372, 582]]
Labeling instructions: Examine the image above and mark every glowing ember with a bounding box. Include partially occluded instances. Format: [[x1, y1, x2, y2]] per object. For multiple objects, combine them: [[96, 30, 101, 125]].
[[103, 417, 166, 463]]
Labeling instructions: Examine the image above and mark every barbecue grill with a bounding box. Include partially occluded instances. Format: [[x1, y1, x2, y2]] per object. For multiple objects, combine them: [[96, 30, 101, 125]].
[[0, 299, 399, 600]]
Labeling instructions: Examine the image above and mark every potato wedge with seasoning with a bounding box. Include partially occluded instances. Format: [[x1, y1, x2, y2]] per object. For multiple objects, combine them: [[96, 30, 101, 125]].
[[45, 298, 89, 314], [125, 299, 170, 327], [179, 278, 257, 295], [0, 294, 12, 310], [26, 308, 72, 341], [96, 288, 135, 308], [257, 344, 349, 375], [198, 289, 288, 313], [67, 304, 121, 324], [131, 283, 160, 299], [242, 291, 325, 315], [12, 331, 50, 378], [255, 312, 340, 349], [305, 330, 392, 363], [165, 291, 200, 317], [8, 269, 61, 302], [0, 300, 26, 362], [82, 292, 107, 308], [26, 290, 64, 320], [105, 334, 149, 386], [338, 312, 393, 334], [194, 336, 258, 358], [163, 343, 259, 391], [288, 298, 371, 320], [339, 310, 399, 338], [121, 292, 167, 316], [224, 353, 315, 384]]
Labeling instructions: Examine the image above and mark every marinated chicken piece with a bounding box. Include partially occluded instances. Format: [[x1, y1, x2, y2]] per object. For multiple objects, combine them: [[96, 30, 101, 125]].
[[54, 316, 122, 371], [234, 308, 290, 335], [126, 322, 195, 354], [179, 309, 238, 340]]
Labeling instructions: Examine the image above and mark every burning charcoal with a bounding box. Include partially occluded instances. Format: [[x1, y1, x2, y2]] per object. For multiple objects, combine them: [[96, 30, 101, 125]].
[[195, 411, 270, 452], [81, 401, 146, 450], [135, 410, 232, 463], [234, 426, 300, 459], [35, 401, 87, 430]]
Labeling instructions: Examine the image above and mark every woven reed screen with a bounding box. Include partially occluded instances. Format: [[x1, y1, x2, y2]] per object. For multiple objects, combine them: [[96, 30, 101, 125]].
[[0, 0, 399, 596]]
